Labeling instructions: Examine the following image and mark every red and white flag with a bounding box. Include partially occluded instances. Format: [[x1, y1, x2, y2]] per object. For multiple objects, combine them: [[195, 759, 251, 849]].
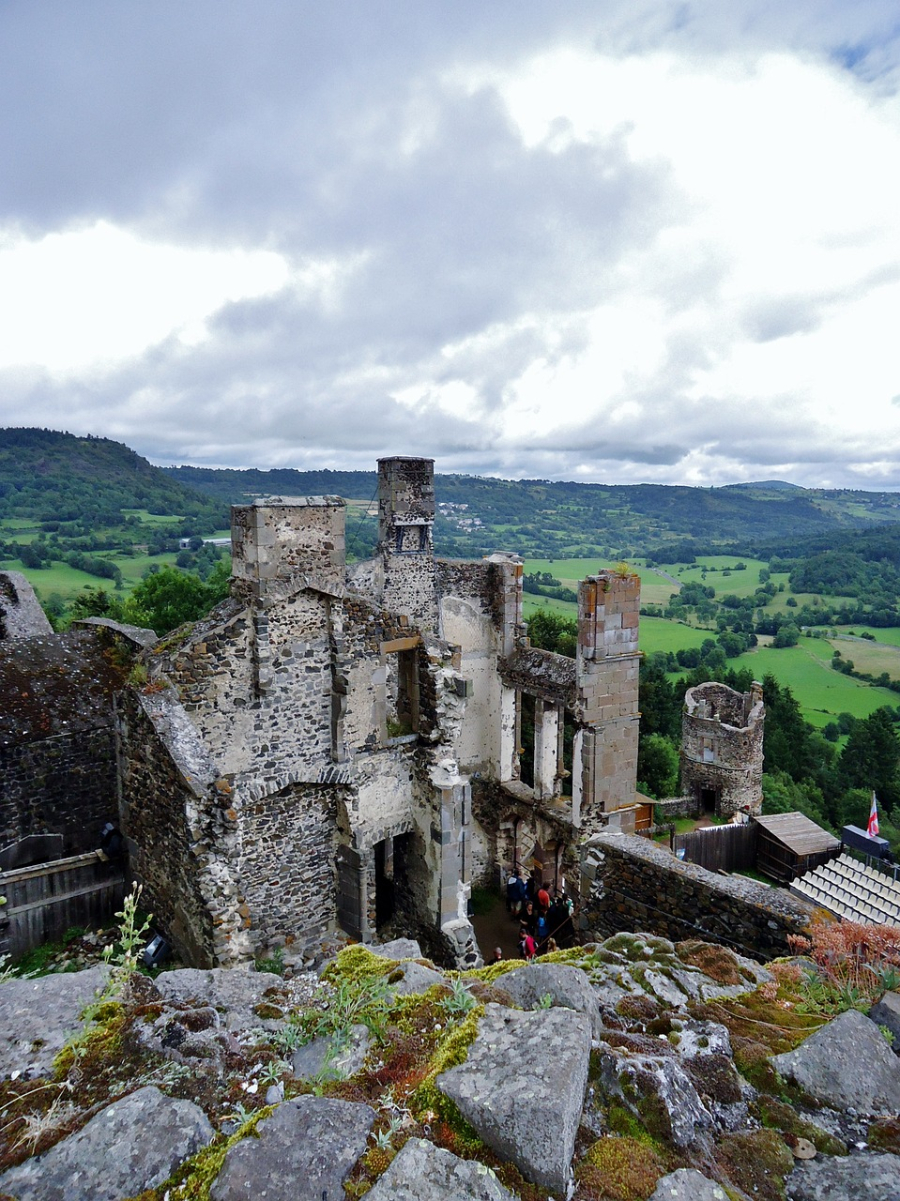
[[867, 792, 880, 838]]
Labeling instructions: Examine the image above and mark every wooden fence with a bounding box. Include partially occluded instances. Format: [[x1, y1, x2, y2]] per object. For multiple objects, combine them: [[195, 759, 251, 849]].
[[673, 823, 758, 875], [0, 852, 125, 959]]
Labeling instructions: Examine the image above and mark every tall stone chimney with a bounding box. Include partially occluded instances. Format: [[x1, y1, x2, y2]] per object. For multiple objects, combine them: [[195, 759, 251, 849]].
[[378, 457, 437, 631], [230, 496, 346, 599]]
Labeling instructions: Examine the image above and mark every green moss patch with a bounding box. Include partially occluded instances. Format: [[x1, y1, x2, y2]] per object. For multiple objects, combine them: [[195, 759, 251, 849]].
[[754, 1096, 847, 1156], [716, 1130, 794, 1201], [128, 1106, 276, 1201], [575, 1136, 665, 1201], [867, 1116, 900, 1154]]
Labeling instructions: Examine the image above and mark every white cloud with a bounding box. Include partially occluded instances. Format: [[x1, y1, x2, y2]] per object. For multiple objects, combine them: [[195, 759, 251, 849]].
[[0, 221, 289, 372]]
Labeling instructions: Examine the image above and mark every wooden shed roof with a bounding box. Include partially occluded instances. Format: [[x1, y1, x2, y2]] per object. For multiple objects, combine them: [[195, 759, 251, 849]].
[[753, 812, 840, 857]]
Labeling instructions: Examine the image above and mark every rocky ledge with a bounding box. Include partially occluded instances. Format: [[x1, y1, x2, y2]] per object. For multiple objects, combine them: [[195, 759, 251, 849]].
[[0, 930, 899, 1200]]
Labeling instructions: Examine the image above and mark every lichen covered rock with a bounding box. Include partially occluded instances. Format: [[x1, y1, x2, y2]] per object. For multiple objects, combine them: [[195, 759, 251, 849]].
[[436, 1002, 591, 1193]]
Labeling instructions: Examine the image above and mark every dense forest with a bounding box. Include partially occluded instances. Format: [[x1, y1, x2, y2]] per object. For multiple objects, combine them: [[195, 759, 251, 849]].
[[0, 428, 226, 533]]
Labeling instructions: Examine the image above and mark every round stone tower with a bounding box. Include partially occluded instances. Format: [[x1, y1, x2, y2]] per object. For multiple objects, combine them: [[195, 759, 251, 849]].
[[681, 680, 764, 818]]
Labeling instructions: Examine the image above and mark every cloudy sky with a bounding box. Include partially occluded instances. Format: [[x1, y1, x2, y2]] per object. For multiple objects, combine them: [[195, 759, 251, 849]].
[[1, 1, 900, 488]]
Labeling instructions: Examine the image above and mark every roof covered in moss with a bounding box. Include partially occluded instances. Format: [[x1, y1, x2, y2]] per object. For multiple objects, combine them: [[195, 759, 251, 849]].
[[0, 629, 126, 746]]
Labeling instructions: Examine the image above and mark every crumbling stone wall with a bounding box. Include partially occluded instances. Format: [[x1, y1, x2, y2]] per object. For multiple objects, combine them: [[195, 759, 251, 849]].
[[580, 832, 813, 960], [0, 571, 53, 639], [118, 690, 248, 968], [231, 496, 346, 598], [379, 457, 437, 631], [575, 573, 641, 828], [471, 778, 580, 900], [681, 681, 764, 818], [0, 730, 116, 856]]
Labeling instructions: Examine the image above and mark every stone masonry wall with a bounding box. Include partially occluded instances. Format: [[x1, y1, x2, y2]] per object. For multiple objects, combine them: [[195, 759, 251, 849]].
[[0, 625, 128, 858], [158, 591, 335, 787], [0, 729, 116, 856], [576, 574, 641, 822], [231, 497, 346, 598], [238, 782, 339, 957], [379, 457, 437, 631], [579, 832, 814, 961]]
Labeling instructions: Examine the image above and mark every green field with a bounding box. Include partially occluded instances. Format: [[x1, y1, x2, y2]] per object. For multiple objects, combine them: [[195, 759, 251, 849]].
[[520, 554, 900, 729], [820, 637, 900, 680], [526, 557, 677, 607], [522, 594, 577, 619], [727, 637, 898, 726], [811, 626, 900, 649], [1, 552, 180, 601], [640, 617, 717, 656], [121, 509, 184, 525]]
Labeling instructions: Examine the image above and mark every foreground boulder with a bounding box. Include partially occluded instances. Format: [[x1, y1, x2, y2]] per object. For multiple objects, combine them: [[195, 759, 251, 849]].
[[648, 1168, 731, 1201], [787, 1150, 900, 1200], [210, 1096, 374, 1201], [437, 1003, 591, 1193], [597, 1040, 713, 1149], [385, 960, 447, 997], [500, 961, 604, 1040], [366, 1137, 517, 1201], [154, 967, 286, 1029], [0, 1085, 214, 1201], [869, 990, 900, 1049], [0, 965, 110, 1080], [772, 1007, 900, 1115], [291, 1023, 372, 1080], [368, 938, 423, 960]]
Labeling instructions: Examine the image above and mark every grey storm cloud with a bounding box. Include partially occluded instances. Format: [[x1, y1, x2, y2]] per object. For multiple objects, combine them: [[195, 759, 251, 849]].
[[2, 0, 900, 485]]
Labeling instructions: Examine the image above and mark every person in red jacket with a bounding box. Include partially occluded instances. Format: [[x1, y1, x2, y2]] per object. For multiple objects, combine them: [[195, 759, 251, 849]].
[[518, 924, 537, 961]]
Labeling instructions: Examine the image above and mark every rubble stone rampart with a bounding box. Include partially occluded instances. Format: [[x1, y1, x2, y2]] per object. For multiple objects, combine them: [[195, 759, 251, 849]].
[[580, 832, 813, 960]]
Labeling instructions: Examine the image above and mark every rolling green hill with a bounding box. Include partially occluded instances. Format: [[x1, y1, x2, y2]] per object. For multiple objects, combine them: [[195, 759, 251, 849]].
[[166, 464, 900, 561], [0, 428, 225, 532]]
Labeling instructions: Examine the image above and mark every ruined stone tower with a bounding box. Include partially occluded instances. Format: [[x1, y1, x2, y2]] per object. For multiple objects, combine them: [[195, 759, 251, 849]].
[[681, 680, 765, 818], [574, 572, 642, 829], [378, 457, 437, 632]]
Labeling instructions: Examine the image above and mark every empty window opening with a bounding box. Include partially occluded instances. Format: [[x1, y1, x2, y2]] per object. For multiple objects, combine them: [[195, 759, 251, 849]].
[[386, 648, 419, 738], [374, 837, 395, 930], [561, 710, 575, 797], [394, 523, 427, 553], [519, 693, 536, 788]]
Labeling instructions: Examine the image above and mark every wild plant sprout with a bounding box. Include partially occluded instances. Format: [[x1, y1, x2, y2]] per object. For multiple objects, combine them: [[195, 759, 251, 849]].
[[259, 1059, 290, 1085], [441, 976, 476, 1016], [102, 884, 153, 990]]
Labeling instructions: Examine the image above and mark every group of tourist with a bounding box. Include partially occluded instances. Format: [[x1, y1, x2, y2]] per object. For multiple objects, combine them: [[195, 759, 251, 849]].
[[505, 869, 575, 961]]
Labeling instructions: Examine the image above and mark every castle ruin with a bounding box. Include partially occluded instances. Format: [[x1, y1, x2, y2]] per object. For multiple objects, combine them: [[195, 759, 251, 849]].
[[118, 456, 643, 967]]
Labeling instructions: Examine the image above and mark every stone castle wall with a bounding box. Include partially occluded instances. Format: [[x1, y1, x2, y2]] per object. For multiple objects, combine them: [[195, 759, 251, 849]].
[[576, 574, 641, 823], [580, 833, 813, 961], [238, 781, 339, 957], [118, 691, 226, 967], [0, 729, 116, 856], [0, 625, 129, 859], [231, 497, 346, 597]]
